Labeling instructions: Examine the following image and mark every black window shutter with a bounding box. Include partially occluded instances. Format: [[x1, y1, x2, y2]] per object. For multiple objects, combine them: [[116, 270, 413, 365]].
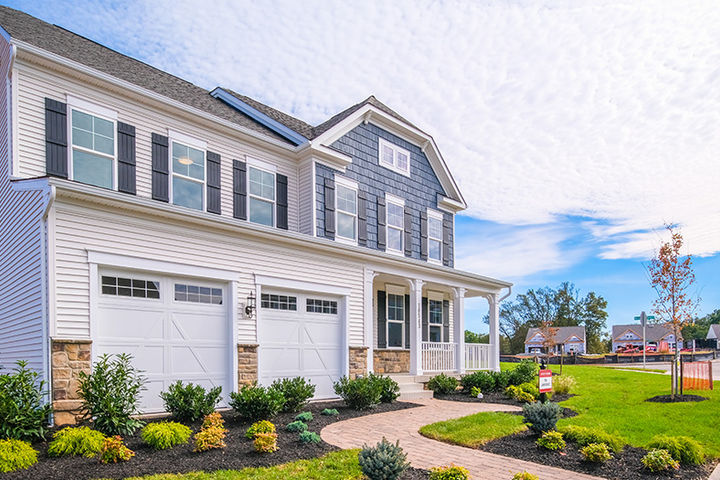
[[205, 151, 221, 214], [420, 211, 428, 260], [276, 174, 288, 229], [377, 196, 386, 251], [358, 190, 368, 246], [233, 160, 247, 220], [151, 133, 169, 202], [404, 294, 411, 349], [442, 218, 452, 266], [377, 291, 386, 349], [45, 98, 68, 178], [324, 177, 335, 239], [422, 297, 429, 342], [404, 207, 413, 257], [117, 122, 136, 194], [443, 299, 450, 342]]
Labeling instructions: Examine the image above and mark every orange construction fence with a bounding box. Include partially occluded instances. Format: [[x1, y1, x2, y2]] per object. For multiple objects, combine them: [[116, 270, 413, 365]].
[[682, 361, 714, 391]]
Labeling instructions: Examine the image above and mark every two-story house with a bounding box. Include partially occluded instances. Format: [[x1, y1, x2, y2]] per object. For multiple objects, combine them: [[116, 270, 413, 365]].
[[524, 326, 586, 355], [0, 7, 511, 424], [612, 324, 682, 352]]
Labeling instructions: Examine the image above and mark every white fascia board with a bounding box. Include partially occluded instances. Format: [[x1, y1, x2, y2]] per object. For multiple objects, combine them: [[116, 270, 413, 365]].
[[296, 143, 352, 170], [254, 274, 351, 297]]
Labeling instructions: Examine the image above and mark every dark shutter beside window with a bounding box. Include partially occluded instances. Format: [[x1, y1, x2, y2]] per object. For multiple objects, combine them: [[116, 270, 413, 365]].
[[206, 151, 221, 214], [377, 196, 386, 251], [377, 291, 387, 349], [443, 299, 450, 342], [404, 294, 411, 349], [442, 218, 452, 266], [45, 98, 68, 178], [233, 160, 247, 220], [117, 122, 136, 195], [420, 211, 428, 260], [276, 174, 288, 230], [422, 297, 429, 342], [324, 177, 335, 239], [151, 133, 169, 202], [404, 207, 413, 257], [358, 190, 368, 246]]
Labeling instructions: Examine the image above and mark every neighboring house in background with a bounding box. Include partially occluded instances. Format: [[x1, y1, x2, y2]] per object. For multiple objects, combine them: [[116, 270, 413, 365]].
[[0, 7, 511, 424], [524, 326, 586, 355], [611, 324, 682, 352], [706, 324, 720, 349]]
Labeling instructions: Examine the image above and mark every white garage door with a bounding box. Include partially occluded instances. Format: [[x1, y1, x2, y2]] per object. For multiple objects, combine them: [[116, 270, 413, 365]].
[[95, 269, 232, 413], [258, 290, 344, 399]]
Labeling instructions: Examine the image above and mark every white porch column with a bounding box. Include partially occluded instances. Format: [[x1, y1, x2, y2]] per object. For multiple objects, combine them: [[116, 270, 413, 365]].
[[363, 268, 378, 374], [488, 293, 501, 372], [409, 279, 424, 375], [453, 287, 466, 373]]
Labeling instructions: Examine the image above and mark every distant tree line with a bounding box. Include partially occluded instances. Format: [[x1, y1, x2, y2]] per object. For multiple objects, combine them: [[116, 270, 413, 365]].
[[682, 309, 720, 340]]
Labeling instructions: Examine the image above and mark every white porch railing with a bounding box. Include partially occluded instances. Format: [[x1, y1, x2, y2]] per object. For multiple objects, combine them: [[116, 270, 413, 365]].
[[421, 342, 456, 372], [465, 343, 491, 370]]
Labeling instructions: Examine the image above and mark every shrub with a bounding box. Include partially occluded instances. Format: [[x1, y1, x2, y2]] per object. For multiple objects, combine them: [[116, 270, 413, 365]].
[[0, 360, 52, 441], [245, 420, 276, 439], [333, 376, 382, 410], [536, 430, 566, 451], [505, 385, 535, 403], [270, 377, 315, 412], [254, 432, 278, 453], [358, 437, 410, 480], [286, 420, 308, 433], [491, 370, 513, 390], [369, 373, 401, 403], [512, 471, 539, 480], [99, 435, 135, 463], [559, 425, 625, 453], [522, 401, 561, 433], [295, 411, 313, 422], [518, 382, 539, 399], [429, 464, 470, 480], [553, 375, 576, 395], [642, 449, 680, 472], [201, 412, 224, 429], [194, 413, 227, 452], [160, 381, 222, 423], [0, 439, 37, 473], [427, 374, 459, 395], [229, 383, 285, 422], [509, 360, 538, 386], [580, 443, 611, 463], [647, 435, 705, 465], [460, 371, 495, 393], [47, 426, 106, 457], [298, 430, 321, 444], [77, 353, 146, 436], [470, 386, 483, 398], [321, 408, 339, 416], [141, 422, 191, 450]]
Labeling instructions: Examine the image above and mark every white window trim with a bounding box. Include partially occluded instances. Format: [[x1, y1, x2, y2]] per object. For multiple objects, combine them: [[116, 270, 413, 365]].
[[386, 289, 406, 350], [167, 129, 207, 150], [169, 136, 207, 211], [385, 193, 405, 256], [378, 137, 411, 177], [246, 155, 277, 172], [335, 176, 359, 245], [67, 103, 118, 191], [427, 208, 444, 265], [427, 291, 444, 343], [247, 164, 276, 227]]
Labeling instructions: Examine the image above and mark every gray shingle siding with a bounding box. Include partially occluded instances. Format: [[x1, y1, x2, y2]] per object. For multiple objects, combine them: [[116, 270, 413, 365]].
[[315, 123, 454, 267]]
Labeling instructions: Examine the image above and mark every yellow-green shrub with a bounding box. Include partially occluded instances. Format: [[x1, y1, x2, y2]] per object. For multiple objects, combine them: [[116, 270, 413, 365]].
[[559, 425, 625, 453], [194, 412, 227, 452], [141, 422, 192, 450], [429, 464, 470, 480], [553, 375, 576, 395], [646, 435, 705, 465], [512, 471, 538, 480], [536, 430, 565, 451], [642, 449, 679, 472], [253, 432, 278, 453], [245, 420, 276, 439], [47, 426, 106, 457], [580, 443, 611, 463], [0, 439, 37, 473]]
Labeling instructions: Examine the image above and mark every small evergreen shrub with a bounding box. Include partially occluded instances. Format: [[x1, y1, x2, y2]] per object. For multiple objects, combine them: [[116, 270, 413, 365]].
[[509, 360, 539, 386], [0, 361, 52, 441], [47, 426, 106, 457], [512, 471, 539, 480], [201, 411, 224, 430], [427, 374, 459, 395], [491, 370, 513, 390], [358, 438, 410, 480], [369, 373, 401, 403], [77, 353, 146, 436], [99, 435, 134, 463], [160, 381, 222, 423], [460, 371, 495, 393], [470, 386, 483, 398], [270, 377, 316, 412], [647, 435, 705, 465], [294, 411, 313, 422], [193, 413, 227, 452], [429, 464, 470, 480], [559, 425, 625, 453], [245, 420, 276, 439], [285, 420, 308, 433], [536, 430, 566, 451], [505, 385, 535, 403], [580, 443, 611, 463], [333, 376, 382, 410], [553, 375, 576, 395], [642, 449, 680, 472], [522, 401, 561, 433], [298, 430, 321, 444], [141, 422, 191, 450], [253, 432, 278, 453], [321, 408, 339, 416], [518, 382, 540, 399], [0, 439, 37, 473], [229, 383, 285, 422]]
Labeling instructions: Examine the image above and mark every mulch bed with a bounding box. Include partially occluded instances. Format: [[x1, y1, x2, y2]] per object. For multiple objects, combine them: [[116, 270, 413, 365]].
[[646, 395, 708, 403], [434, 391, 574, 406], [6, 401, 429, 480]]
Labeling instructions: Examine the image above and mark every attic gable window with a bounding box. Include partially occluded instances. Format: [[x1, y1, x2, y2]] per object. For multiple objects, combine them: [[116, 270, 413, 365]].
[[378, 138, 410, 176]]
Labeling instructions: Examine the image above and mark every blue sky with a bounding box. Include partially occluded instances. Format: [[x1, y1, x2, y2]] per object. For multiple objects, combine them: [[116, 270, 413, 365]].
[[5, 0, 719, 335]]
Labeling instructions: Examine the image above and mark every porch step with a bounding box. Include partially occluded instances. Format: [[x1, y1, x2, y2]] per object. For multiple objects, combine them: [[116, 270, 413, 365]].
[[388, 374, 434, 401]]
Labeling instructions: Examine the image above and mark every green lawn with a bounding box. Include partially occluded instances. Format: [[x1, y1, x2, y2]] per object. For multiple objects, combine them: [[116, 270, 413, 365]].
[[419, 411, 526, 447]]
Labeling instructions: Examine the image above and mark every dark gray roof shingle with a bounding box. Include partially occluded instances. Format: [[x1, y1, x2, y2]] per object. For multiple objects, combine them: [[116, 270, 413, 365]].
[[525, 326, 586, 343], [612, 324, 677, 343]]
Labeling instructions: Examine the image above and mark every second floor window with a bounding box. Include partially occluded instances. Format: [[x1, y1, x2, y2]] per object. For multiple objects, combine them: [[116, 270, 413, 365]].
[[428, 211, 443, 263], [386, 196, 404, 253], [336, 183, 357, 242], [249, 166, 275, 226], [171, 141, 205, 210], [71, 109, 115, 189]]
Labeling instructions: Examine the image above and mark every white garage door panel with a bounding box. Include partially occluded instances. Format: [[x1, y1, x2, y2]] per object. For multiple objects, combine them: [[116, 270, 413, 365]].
[[97, 308, 165, 339]]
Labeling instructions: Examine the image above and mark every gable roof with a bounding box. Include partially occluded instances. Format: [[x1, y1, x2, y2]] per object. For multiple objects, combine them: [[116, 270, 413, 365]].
[[525, 326, 586, 344], [611, 324, 676, 343], [707, 324, 720, 339]]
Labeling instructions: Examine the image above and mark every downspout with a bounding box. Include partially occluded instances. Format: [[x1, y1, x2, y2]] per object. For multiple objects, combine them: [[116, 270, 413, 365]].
[[40, 184, 55, 421], [499, 285, 512, 302]]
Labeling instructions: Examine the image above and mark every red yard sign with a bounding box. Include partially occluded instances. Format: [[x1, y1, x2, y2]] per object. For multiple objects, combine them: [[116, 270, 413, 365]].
[[683, 361, 714, 391], [538, 369, 553, 393]]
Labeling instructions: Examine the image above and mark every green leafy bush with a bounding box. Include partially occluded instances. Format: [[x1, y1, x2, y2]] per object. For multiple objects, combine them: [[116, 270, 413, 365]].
[[333, 376, 382, 410], [642, 449, 680, 472], [509, 360, 539, 386], [580, 442, 611, 463], [270, 377, 316, 412], [559, 425, 625, 453], [0, 439, 37, 473], [470, 386, 483, 398], [505, 385, 535, 403], [0, 360, 52, 441], [553, 375, 576, 395], [285, 420, 308, 433], [358, 438, 410, 480], [518, 382, 539, 399], [369, 373, 400, 403], [47, 426, 106, 457], [536, 430, 566, 451], [77, 353, 146, 436], [491, 370, 513, 390], [193, 413, 226, 452], [511, 472, 539, 480], [99, 435, 135, 463], [245, 420, 276, 439], [141, 422, 191, 450], [427, 373, 459, 395], [254, 432, 278, 452], [460, 371, 495, 393], [321, 408, 339, 416], [298, 430, 321, 444], [160, 381, 222, 423], [522, 401, 561, 433], [229, 383, 285, 422], [294, 411, 313, 422], [647, 435, 705, 465], [429, 464, 470, 480]]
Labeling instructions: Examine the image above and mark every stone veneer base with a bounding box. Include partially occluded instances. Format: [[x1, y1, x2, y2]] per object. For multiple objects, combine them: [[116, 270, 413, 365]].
[[373, 349, 411, 374], [51, 339, 92, 425]]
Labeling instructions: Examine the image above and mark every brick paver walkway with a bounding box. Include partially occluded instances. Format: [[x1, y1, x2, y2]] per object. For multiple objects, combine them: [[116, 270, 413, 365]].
[[321, 398, 603, 480]]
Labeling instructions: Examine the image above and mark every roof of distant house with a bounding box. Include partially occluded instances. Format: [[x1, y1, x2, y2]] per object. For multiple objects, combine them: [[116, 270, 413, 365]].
[[611, 323, 677, 343], [525, 326, 586, 344]]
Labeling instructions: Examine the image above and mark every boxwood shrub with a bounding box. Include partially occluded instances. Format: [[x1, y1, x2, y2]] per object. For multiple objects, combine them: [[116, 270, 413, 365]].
[[427, 373, 459, 395], [369, 373, 400, 403], [229, 383, 285, 422], [160, 381, 222, 423], [270, 377, 315, 413], [333, 376, 382, 410], [460, 371, 495, 393]]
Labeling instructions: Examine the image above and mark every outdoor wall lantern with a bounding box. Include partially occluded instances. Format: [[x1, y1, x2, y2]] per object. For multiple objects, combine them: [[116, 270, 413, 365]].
[[245, 291, 256, 318]]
